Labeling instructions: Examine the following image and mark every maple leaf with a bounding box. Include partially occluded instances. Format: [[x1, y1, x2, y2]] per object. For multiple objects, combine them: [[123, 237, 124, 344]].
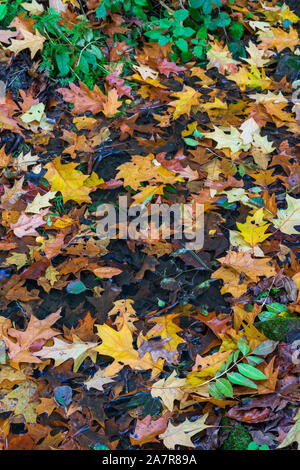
[[107, 299, 137, 331], [7, 27, 45, 59], [44, 156, 92, 204], [0, 309, 61, 363], [20, 0, 44, 15], [251, 132, 275, 170], [58, 82, 122, 117], [169, 86, 201, 119], [157, 59, 185, 78], [138, 338, 177, 363], [159, 414, 210, 449], [151, 370, 186, 411], [228, 65, 271, 91], [4, 252, 28, 269], [188, 350, 232, 383], [239, 118, 260, 145], [34, 335, 97, 372], [273, 195, 300, 235]]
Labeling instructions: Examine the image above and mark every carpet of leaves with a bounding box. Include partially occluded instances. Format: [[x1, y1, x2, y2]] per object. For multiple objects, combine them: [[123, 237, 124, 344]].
[[0, 0, 299, 451]]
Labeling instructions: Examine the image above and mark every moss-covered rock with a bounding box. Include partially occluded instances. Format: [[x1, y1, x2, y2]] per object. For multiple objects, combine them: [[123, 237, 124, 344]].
[[256, 318, 300, 341], [222, 424, 252, 450]]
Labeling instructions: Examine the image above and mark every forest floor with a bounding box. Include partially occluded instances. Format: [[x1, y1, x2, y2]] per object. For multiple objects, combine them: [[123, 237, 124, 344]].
[[0, 0, 299, 451]]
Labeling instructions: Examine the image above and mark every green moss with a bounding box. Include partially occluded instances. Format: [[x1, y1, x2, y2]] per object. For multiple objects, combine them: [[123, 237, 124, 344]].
[[256, 318, 300, 341], [222, 424, 252, 450]]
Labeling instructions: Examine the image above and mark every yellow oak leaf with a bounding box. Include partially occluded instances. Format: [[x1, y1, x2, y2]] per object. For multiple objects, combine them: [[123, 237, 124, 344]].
[[116, 154, 178, 191], [236, 208, 271, 246], [169, 86, 201, 119], [94, 324, 163, 377], [145, 313, 185, 353], [258, 27, 299, 53], [44, 156, 92, 204], [7, 28, 45, 59]]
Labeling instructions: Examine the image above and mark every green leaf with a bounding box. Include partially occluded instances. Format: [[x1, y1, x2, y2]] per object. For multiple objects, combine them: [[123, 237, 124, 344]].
[[202, 0, 213, 15], [158, 35, 170, 46], [208, 383, 224, 399], [66, 280, 88, 294], [215, 378, 233, 397], [175, 38, 188, 52], [173, 9, 189, 22], [227, 372, 258, 389], [184, 137, 199, 147], [189, 0, 204, 8], [181, 27, 196, 38], [252, 340, 278, 356], [248, 441, 259, 450], [237, 337, 250, 355], [246, 355, 264, 365], [219, 12, 231, 27], [194, 45, 203, 58], [135, 0, 148, 5], [0, 3, 7, 21], [96, 4, 106, 19], [266, 302, 288, 314], [229, 22, 244, 41], [237, 363, 267, 380], [56, 51, 70, 77], [144, 29, 163, 40]]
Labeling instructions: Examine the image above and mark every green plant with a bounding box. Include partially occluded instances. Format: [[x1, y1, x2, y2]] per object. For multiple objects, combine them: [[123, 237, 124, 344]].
[[144, 1, 235, 62], [248, 441, 270, 450], [207, 337, 271, 400], [33, 9, 107, 87], [0, 0, 23, 26], [96, 0, 151, 21]]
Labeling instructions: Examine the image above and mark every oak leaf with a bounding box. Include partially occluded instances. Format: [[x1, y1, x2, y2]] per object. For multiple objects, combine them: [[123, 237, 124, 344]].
[[159, 414, 210, 449], [273, 195, 300, 235], [44, 156, 92, 204], [7, 27, 45, 58]]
